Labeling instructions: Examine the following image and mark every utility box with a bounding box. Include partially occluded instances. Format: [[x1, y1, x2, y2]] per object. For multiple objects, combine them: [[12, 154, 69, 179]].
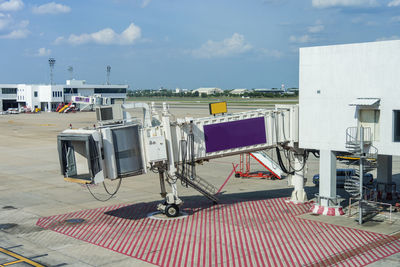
[[146, 136, 168, 163]]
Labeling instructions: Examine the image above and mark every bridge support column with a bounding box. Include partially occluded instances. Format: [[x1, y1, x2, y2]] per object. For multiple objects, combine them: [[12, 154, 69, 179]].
[[288, 153, 308, 204], [376, 155, 395, 200], [311, 150, 344, 216]]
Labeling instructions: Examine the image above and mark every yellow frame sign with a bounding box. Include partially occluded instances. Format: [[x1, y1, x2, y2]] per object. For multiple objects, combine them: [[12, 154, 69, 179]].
[[209, 101, 227, 115]]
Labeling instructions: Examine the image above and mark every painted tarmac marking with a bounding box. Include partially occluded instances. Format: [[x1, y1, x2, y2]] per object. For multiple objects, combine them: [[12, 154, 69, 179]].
[[36, 198, 400, 267], [0, 247, 45, 267]]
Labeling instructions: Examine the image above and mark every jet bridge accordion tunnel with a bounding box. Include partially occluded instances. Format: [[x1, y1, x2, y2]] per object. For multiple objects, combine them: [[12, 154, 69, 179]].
[[57, 124, 146, 184]]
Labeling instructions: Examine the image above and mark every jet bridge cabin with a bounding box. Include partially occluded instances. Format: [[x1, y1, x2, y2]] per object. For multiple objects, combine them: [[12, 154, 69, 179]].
[[58, 129, 104, 184], [57, 124, 146, 184]]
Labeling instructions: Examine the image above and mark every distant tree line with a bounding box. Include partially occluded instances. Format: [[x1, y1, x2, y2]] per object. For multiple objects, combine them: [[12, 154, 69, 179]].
[[127, 89, 298, 98]]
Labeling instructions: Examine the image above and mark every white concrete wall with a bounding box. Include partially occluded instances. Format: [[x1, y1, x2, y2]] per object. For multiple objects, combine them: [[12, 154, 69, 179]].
[[299, 40, 400, 155]]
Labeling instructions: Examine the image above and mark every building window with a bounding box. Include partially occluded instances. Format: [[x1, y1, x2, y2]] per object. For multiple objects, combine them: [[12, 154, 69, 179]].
[[1, 88, 17, 94], [34, 91, 38, 97], [394, 111, 400, 142], [94, 88, 126, 94], [64, 88, 78, 94]]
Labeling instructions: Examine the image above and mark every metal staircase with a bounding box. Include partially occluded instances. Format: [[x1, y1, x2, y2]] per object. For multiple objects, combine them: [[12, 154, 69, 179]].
[[344, 127, 378, 198], [79, 103, 93, 111], [344, 126, 379, 223], [175, 172, 219, 203]]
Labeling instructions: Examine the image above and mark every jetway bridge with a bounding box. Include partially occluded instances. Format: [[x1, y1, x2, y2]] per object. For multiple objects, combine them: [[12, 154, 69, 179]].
[[57, 103, 308, 217]]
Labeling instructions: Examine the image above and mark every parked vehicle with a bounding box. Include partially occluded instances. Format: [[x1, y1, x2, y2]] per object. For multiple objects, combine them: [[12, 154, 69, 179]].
[[312, 169, 373, 187]]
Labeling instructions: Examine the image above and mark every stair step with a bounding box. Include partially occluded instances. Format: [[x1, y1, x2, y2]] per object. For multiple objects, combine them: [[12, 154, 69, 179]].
[[175, 173, 219, 202]]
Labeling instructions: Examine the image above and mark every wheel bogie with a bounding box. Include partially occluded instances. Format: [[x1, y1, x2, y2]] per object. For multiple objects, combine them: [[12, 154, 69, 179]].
[[165, 204, 179, 217]]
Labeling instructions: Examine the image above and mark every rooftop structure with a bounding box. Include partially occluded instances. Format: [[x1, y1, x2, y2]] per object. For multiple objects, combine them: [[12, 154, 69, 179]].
[[253, 88, 284, 94], [0, 80, 128, 111], [230, 88, 248, 95], [192, 87, 223, 95]]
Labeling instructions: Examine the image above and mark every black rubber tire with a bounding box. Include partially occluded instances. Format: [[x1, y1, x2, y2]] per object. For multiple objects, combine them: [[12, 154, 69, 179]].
[[165, 204, 179, 217], [235, 173, 240, 178]]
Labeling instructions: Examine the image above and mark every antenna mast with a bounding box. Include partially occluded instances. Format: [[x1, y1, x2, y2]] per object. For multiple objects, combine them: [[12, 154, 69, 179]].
[[67, 66, 73, 80]]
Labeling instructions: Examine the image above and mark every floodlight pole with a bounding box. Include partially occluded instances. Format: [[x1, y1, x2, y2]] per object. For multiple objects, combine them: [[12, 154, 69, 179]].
[[49, 58, 56, 85], [106, 65, 111, 85]]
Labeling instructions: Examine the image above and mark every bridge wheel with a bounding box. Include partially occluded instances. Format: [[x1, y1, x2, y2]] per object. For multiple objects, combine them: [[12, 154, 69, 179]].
[[166, 204, 179, 217]]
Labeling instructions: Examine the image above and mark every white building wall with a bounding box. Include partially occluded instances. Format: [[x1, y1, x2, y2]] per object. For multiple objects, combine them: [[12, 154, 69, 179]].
[[17, 84, 26, 103], [299, 40, 400, 156], [38, 85, 52, 102], [2, 81, 128, 110], [77, 88, 94, 96]]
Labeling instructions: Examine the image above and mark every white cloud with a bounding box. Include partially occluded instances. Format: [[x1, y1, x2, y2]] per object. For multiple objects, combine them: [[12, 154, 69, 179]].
[[0, 17, 28, 39], [376, 35, 400, 41], [36, 47, 51, 56], [312, 0, 378, 8], [54, 36, 64, 44], [32, 2, 71, 15], [289, 34, 314, 43], [391, 16, 400, 22], [191, 33, 253, 59], [388, 0, 400, 7], [259, 48, 283, 58], [141, 0, 152, 8], [18, 19, 27, 27], [365, 20, 378, 26], [0, 0, 24, 12], [0, 13, 10, 30], [308, 24, 324, 33], [56, 23, 141, 45], [0, 28, 28, 39]]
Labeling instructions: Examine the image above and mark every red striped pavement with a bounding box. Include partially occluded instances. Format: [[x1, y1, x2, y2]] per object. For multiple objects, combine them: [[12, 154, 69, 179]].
[[36, 198, 400, 267]]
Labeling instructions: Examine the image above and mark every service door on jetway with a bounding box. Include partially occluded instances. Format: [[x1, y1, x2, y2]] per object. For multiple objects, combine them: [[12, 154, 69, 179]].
[[359, 109, 380, 141]]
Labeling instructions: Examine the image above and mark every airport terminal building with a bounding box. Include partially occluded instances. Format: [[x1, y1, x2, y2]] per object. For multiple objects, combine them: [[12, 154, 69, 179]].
[[0, 80, 128, 111]]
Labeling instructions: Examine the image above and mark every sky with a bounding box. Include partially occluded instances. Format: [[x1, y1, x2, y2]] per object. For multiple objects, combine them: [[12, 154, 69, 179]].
[[0, 0, 399, 90]]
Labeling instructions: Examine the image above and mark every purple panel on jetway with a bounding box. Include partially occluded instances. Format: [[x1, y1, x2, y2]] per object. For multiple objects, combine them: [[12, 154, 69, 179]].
[[204, 117, 266, 153]]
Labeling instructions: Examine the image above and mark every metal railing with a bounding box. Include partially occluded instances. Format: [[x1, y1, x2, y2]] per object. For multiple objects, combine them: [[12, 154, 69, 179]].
[[348, 198, 392, 223], [346, 126, 372, 145]]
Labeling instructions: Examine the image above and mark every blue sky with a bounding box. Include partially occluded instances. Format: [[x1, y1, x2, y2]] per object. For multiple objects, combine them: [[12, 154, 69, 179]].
[[0, 0, 399, 89]]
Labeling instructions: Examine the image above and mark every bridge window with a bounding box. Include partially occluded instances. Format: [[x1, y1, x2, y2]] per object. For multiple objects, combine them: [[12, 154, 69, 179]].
[[394, 111, 400, 142]]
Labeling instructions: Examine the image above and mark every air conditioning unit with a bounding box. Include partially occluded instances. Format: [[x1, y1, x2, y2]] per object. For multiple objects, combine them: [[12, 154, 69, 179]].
[[95, 105, 123, 122]]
